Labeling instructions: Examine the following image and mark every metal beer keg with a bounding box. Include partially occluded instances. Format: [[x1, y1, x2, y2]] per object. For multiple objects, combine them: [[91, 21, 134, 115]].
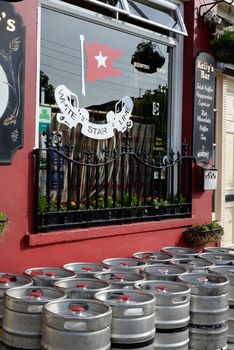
[[178, 272, 229, 350], [102, 258, 147, 274], [204, 247, 234, 255], [2, 286, 66, 349], [199, 253, 234, 265], [95, 270, 145, 289], [161, 247, 198, 258], [24, 267, 76, 286], [41, 299, 112, 350], [63, 262, 110, 278], [142, 264, 187, 281], [170, 257, 214, 272], [210, 265, 234, 343], [95, 289, 156, 345], [54, 278, 110, 299], [132, 251, 172, 264], [0, 273, 32, 328]]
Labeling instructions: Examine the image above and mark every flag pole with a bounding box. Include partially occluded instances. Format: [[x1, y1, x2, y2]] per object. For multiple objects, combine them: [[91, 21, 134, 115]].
[[80, 34, 86, 96]]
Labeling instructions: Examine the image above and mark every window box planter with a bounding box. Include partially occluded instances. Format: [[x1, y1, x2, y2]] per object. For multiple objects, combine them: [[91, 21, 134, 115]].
[[183, 221, 224, 247], [211, 27, 234, 64]]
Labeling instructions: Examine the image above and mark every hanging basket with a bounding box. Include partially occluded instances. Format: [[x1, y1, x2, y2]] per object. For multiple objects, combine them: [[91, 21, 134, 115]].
[[211, 27, 234, 64], [131, 41, 165, 74], [183, 228, 224, 247], [212, 40, 234, 64]]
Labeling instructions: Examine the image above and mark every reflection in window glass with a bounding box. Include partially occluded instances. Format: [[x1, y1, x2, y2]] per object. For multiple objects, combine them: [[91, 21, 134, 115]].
[[39, 6, 170, 202]]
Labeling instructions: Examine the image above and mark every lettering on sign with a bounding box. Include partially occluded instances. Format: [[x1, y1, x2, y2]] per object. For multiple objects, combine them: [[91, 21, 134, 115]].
[[55, 85, 134, 140], [193, 52, 215, 164], [0, 2, 25, 164]]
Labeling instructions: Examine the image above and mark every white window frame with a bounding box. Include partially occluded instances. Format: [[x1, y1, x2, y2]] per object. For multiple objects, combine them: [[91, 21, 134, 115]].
[[84, 0, 187, 36], [36, 0, 184, 154]]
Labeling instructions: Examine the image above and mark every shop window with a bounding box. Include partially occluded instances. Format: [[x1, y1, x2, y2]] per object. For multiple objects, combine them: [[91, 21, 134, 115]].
[[35, 1, 192, 232]]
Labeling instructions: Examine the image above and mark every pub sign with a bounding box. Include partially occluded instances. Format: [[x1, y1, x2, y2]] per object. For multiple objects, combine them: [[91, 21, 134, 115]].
[[0, 1, 25, 164], [193, 52, 215, 164]]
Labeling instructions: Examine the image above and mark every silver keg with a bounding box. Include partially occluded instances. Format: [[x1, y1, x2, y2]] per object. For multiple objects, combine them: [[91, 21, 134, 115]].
[[54, 278, 110, 299], [24, 267, 76, 286], [161, 247, 198, 258], [95, 270, 145, 289], [0, 273, 32, 327], [142, 264, 187, 281], [154, 328, 189, 350], [111, 338, 155, 350], [63, 262, 110, 277], [102, 258, 147, 274], [2, 286, 66, 349], [170, 257, 214, 272], [210, 265, 234, 343], [41, 299, 112, 350], [178, 272, 230, 350], [199, 253, 234, 265], [132, 251, 172, 264], [204, 247, 234, 255], [95, 289, 156, 345], [134, 280, 190, 329]]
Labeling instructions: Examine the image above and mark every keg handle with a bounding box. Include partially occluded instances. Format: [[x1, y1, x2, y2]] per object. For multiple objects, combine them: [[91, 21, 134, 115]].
[[124, 308, 144, 316], [28, 289, 44, 298], [158, 268, 169, 275], [172, 296, 188, 304], [69, 301, 89, 311], [64, 320, 87, 331]]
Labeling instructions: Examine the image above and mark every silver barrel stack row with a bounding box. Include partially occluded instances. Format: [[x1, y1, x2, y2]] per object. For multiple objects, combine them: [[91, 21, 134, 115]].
[[0, 245, 234, 350]]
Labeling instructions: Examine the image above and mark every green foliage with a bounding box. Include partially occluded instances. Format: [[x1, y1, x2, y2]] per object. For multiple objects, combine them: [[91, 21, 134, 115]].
[[153, 197, 170, 209], [38, 191, 187, 213], [0, 211, 7, 221], [38, 195, 48, 214], [211, 27, 234, 64], [211, 30, 234, 45], [190, 220, 223, 233]]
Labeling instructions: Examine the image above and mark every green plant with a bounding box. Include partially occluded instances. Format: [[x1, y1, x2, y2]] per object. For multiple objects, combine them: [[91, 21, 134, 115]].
[[211, 26, 234, 64], [0, 211, 8, 236], [38, 194, 48, 214], [183, 220, 224, 247], [0, 211, 7, 221], [153, 197, 170, 209]]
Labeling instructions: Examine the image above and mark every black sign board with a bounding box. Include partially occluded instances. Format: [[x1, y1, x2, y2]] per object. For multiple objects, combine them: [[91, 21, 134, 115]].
[[0, 2, 25, 164], [193, 52, 215, 164]]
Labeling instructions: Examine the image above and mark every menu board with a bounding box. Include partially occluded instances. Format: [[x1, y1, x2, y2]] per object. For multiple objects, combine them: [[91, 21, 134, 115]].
[[193, 52, 215, 164]]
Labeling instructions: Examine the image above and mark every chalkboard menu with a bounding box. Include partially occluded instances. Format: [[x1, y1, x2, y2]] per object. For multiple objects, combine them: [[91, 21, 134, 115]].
[[193, 52, 215, 164], [0, 2, 25, 164]]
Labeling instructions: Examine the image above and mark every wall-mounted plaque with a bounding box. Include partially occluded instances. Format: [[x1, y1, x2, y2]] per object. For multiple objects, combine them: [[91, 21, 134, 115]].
[[193, 52, 215, 164], [0, 1, 25, 164]]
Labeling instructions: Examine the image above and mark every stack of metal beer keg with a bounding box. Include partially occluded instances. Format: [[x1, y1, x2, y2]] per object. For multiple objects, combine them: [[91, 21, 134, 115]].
[[0, 247, 234, 349]]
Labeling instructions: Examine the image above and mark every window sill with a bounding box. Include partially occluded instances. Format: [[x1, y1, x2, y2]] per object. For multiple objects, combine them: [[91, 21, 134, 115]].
[[27, 217, 197, 247]]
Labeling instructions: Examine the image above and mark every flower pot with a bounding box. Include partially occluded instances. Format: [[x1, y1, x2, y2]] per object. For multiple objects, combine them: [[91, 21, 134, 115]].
[[212, 40, 234, 64], [183, 228, 223, 247]]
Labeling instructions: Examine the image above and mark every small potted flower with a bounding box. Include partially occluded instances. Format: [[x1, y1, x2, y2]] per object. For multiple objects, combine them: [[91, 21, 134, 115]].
[[0, 211, 9, 236], [211, 26, 234, 64], [183, 220, 224, 247]]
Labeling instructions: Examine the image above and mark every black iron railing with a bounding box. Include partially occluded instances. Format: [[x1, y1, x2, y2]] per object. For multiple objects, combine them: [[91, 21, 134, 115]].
[[34, 131, 194, 232]]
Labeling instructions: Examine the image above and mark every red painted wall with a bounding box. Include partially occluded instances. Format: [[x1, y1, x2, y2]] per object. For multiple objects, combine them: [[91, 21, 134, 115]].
[[0, 0, 214, 274]]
